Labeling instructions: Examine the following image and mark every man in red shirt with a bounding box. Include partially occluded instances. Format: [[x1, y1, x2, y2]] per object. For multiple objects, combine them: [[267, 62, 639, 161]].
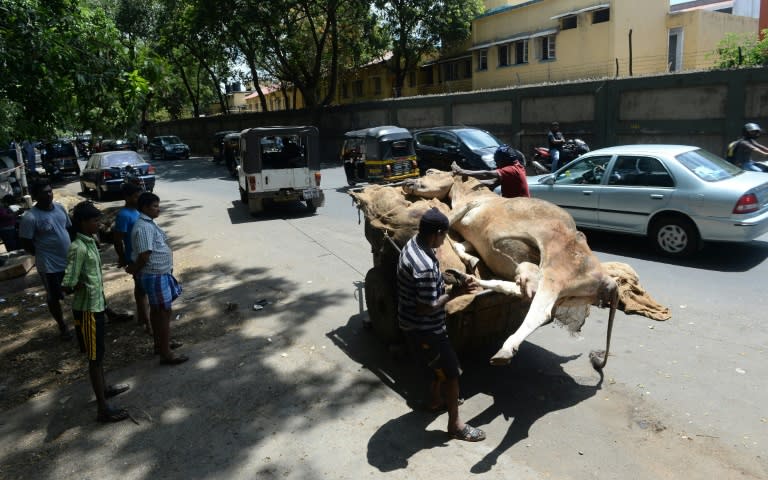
[[451, 145, 530, 198]]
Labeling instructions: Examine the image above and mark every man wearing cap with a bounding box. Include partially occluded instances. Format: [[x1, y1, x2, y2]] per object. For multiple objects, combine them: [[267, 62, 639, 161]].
[[397, 207, 485, 442], [451, 145, 530, 199]]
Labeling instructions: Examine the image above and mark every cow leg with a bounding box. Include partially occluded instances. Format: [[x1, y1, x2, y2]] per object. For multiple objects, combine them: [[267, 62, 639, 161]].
[[474, 278, 522, 297], [450, 240, 480, 270], [515, 262, 541, 299], [490, 286, 559, 365]]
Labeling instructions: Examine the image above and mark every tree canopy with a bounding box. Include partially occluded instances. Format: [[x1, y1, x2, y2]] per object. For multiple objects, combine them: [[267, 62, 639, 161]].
[[0, 0, 482, 145]]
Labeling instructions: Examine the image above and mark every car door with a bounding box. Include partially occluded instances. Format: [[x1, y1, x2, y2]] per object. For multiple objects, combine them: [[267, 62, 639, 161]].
[[414, 132, 442, 171], [597, 155, 674, 233], [531, 155, 613, 227]]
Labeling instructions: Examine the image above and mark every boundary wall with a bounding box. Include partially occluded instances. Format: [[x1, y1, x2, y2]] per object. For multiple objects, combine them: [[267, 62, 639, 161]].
[[149, 67, 768, 162]]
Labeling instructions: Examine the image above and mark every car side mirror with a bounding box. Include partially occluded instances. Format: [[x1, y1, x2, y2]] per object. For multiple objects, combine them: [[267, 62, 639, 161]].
[[540, 175, 555, 185]]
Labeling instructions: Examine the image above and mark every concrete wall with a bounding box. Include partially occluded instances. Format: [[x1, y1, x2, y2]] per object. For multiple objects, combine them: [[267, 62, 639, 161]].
[[149, 67, 768, 164]]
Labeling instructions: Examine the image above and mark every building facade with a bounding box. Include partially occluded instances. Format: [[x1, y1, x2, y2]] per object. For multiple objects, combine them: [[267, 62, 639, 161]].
[[469, 0, 757, 90]]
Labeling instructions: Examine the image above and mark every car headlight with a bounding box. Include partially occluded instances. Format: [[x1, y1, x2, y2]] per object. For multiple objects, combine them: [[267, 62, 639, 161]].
[[482, 154, 496, 169]]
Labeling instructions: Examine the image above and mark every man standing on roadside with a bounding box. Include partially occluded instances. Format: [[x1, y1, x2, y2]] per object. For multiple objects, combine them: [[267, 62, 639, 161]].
[[63, 201, 129, 423], [19, 180, 73, 339], [451, 145, 530, 198], [127, 192, 187, 365], [397, 207, 485, 442], [113, 183, 151, 334]]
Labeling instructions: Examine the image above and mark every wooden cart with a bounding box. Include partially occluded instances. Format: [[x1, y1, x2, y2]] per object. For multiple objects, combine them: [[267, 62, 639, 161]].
[[362, 217, 527, 353]]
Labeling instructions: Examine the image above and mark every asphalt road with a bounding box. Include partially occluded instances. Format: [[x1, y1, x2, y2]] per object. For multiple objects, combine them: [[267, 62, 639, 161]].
[[7, 154, 765, 479]]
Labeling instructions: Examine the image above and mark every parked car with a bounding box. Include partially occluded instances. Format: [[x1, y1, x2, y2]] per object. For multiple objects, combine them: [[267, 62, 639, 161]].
[[148, 135, 190, 160], [526, 144, 768, 257], [41, 141, 80, 177], [80, 150, 155, 201], [222, 132, 241, 176], [212, 130, 238, 163], [101, 138, 136, 152], [413, 126, 503, 172]]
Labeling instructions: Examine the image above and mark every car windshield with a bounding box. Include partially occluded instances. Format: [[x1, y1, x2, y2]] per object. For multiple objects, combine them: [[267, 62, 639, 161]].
[[49, 143, 76, 156], [676, 149, 742, 182], [162, 136, 182, 145], [102, 153, 141, 167], [456, 129, 501, 150]]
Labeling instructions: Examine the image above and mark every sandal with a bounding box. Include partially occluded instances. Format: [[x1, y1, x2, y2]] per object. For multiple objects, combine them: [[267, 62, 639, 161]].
[[96, 406, 129, 423], [105, 384, 130, 398], [449, 424, 486, 442], [160, 355, 189, 365]]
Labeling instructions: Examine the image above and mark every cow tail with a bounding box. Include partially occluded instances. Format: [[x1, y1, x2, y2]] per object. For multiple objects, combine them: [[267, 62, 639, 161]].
[[590, 285, 618, 371]]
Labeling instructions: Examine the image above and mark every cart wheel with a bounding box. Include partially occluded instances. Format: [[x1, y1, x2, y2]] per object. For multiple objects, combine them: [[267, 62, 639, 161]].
[[306, 199, 317, 213], [364, 267, 399, 344]]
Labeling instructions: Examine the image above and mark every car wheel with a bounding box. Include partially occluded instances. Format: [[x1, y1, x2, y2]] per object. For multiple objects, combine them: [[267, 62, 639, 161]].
[[649, 215, 700, 257], [95, 186, 104, 202], [239, 186, 247, 203], [80, 181, 88, 195], [306, 199, 318, 213]]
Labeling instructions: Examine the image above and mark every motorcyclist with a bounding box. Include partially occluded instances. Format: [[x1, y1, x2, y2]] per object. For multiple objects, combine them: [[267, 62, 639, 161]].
[[547, 122, 566, 172], [726, 123, 768, 171]]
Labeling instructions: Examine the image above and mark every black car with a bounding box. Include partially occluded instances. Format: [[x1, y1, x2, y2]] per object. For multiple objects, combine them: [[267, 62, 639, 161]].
[[148, 135, 190, 160], [212, 130, 237, 163], [80, 151, 155, 201], [41, 141, 80, 176], [101, 138, 136, 152], [412, 126, 503, 172]]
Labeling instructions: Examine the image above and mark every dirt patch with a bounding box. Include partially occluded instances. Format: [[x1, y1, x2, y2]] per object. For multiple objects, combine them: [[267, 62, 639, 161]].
[[0, 195, 233, 413]]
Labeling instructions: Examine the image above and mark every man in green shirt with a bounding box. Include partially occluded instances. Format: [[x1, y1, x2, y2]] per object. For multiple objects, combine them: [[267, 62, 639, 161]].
[[62, 202, 129, 423]]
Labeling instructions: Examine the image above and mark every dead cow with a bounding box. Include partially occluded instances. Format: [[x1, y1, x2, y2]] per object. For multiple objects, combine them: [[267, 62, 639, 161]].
[[403, 171, 619, 371]]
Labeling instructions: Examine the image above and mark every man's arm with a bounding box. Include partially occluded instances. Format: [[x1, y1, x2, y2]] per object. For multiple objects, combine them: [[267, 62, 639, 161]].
[[61, 243, 83, 294], [18, 215, 35, 255], [125, 250, 150, 275], [113, 230, 127, 267], [451, 161, 500, 187]]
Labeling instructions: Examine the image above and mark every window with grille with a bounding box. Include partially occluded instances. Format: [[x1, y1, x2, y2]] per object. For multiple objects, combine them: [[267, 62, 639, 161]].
[[354, 80, 363, 96], [445, 63, 459, 81], [408, 71, 416, 87], [561, 15, 577, 30], [478, 50, 488, 71], [498, 44, 510, 67], [541, 35, 556, 60], [373, 77, 382, 94], [593, 8, 610, 23], [463, 59, 472, 78], [515, 39, 528, 64]]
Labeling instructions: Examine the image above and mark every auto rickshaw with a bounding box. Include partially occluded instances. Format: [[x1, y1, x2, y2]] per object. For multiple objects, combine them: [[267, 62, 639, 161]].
[[341, 126, 420, 186]]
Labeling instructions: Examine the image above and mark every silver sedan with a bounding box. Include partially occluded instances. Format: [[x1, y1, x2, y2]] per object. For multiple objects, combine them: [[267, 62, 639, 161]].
[[526, 144, 768, 256]]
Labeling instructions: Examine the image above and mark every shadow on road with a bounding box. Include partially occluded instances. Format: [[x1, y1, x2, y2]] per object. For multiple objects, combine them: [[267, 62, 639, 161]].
[[328, 312, 603, 474], [583, 229, 768, 272]]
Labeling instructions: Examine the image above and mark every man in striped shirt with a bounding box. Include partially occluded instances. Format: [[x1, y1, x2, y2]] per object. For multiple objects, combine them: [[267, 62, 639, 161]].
[[126, 193, 187, 365], [62, 202, 129, 423], [397, 207, 485, 442]]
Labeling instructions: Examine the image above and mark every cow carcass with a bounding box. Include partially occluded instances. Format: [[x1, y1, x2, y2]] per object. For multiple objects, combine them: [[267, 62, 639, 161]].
[[403, 171, 621, 370]]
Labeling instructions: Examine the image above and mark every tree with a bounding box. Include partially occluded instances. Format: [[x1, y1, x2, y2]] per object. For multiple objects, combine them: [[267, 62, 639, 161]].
[[372, 0, 482, 97], [712, 30, 768, 69], [0, 0, 151, 143]]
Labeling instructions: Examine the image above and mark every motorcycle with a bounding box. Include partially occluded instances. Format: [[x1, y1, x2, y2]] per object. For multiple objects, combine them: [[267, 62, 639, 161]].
[[529, 138, 590, 175]]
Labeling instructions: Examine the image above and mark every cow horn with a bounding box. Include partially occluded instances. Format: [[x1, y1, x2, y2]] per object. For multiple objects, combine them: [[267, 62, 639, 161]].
[[589, 283, 618, 371]]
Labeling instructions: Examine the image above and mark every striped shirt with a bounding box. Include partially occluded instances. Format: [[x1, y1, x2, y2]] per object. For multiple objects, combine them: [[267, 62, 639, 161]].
[[397, 236, 446, 332], [62, 233, 105, 312], [130, 213, 173, 274]]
